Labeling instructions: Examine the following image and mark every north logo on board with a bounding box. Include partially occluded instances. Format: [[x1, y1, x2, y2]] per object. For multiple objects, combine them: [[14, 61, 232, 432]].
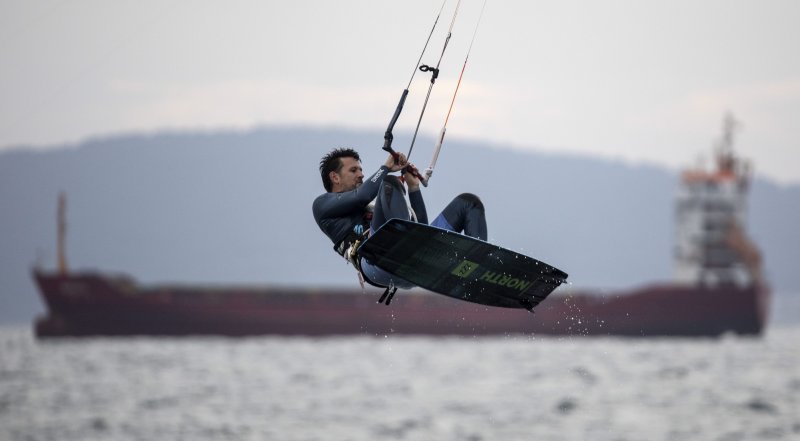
[[451, 259, 533, 293]]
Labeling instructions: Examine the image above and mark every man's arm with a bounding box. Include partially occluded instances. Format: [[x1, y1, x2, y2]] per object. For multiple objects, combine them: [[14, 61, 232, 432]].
[[312, 153, 410, 245], [314, 152, 408, 218], [313, 165, 391, 219]]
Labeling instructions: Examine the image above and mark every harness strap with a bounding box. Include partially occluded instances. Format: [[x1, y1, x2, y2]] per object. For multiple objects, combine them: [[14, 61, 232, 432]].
[[334, 232, 400, 304], [333, 226, 384, 289], [334, 221, 367, 254]]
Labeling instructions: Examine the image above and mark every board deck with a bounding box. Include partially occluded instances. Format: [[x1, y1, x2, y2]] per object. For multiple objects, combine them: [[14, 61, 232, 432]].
[[358, 219, 568, 310]]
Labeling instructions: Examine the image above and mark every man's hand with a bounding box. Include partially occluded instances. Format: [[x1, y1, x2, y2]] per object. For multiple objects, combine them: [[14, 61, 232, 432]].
[[385, 152, 407, 172], [403, 163, 421, 192]]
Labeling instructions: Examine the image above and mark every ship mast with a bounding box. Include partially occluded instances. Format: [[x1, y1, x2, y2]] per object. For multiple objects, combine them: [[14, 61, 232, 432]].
[[57, 192, 68, 276], [714, 112, 750, 183]]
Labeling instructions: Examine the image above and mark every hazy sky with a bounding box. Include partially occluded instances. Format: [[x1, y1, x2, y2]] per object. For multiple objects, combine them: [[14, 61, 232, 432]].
[[2, 0, 799, 184]]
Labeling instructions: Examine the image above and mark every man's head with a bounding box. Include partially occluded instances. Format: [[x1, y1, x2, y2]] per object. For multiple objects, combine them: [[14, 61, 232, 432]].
[[319, 148, 363, 192]]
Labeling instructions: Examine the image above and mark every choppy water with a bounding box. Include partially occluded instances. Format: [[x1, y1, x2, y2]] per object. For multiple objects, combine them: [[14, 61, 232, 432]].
[[1, 326, 799, 441]]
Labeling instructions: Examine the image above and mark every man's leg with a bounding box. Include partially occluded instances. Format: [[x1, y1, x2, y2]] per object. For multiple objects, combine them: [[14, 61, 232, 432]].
[[370, 175, 411, 232], [431, 193, 487, 240], [363, 175, 417, 291]]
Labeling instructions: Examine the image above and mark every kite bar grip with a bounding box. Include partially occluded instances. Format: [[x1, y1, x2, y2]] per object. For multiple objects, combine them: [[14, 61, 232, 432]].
[[403, 164, 424, 182], [384, 150, 423, 182]]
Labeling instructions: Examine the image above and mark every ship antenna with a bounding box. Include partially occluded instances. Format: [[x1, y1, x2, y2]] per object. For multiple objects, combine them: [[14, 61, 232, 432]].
[[716, 111, 741, 173]]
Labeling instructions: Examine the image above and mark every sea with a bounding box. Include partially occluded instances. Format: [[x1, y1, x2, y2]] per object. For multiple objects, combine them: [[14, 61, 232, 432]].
[[1, 321, 799, 441]]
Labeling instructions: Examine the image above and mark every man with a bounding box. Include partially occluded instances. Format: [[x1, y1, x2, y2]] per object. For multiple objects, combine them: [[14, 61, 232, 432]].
[[312, 147, 487, 291]]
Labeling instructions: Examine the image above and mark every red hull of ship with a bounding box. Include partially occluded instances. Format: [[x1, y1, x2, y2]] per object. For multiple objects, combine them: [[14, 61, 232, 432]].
[[32, 270, 769, 338]]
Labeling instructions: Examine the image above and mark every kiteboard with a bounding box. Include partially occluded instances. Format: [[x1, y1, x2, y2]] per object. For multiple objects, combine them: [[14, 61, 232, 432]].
[[357, 219, 568, 310]]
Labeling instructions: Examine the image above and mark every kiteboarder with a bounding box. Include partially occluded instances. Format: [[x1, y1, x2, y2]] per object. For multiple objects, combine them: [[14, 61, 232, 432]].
[[310, 2, 567, 309], [312, 147, 487, 290], [311, 1, 493, 300]]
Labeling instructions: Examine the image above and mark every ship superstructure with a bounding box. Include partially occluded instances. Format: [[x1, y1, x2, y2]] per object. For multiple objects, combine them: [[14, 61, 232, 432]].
[[674, 113, 762, 287]]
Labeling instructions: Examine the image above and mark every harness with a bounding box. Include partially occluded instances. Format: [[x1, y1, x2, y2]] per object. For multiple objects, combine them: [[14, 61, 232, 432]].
[[333, 222, 399, 306], [333, 225, 369, 270]]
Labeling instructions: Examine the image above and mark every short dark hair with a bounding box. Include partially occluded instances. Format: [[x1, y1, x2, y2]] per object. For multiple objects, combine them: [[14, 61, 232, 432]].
[[319, 148, 360, 192]]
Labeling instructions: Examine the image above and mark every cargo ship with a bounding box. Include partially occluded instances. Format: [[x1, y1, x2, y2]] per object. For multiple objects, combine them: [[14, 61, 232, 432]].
[[33, 114, 769, 337]]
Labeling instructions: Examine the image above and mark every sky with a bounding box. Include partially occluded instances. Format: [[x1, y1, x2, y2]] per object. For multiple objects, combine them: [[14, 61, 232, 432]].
[[2, 0, 799, 184]]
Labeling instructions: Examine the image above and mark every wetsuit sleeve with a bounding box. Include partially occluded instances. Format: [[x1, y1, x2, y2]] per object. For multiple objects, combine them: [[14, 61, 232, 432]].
[[313, 166, 390, 219], [408, 189, 428, 225]]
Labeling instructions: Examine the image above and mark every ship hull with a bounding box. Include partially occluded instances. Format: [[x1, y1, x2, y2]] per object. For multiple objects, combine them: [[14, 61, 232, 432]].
[[32, 270, 769, 338]]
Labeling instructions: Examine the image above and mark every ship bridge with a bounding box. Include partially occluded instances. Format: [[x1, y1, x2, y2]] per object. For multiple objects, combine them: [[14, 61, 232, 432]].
[[674, 113, 762, 287]]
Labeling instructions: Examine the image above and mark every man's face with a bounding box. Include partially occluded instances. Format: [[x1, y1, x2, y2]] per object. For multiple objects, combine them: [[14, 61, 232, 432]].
[[331, 157, 364, 192]]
